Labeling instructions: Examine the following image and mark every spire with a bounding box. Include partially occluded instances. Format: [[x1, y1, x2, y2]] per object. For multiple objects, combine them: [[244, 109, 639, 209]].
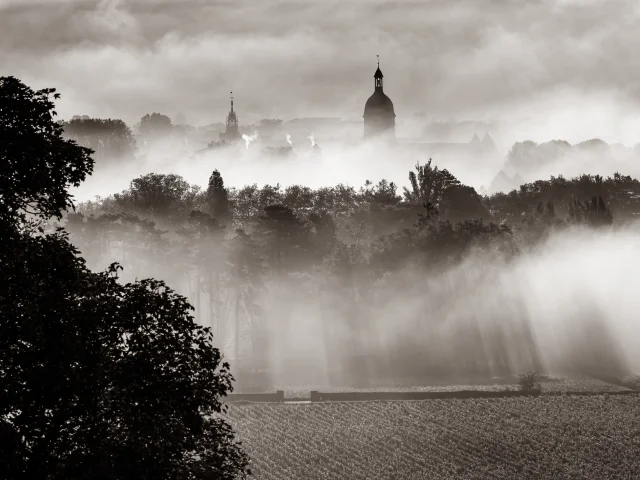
[[374, 55, 383, 90], [226, 91, 238, 129], [374, 56, 383, 79]]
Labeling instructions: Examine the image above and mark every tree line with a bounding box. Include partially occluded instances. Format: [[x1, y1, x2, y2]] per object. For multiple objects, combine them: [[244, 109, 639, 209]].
[[59, 156, 630, 387]]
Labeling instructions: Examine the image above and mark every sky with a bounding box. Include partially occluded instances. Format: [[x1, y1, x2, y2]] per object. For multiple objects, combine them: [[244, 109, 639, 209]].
[[2, 0, 640, 143]]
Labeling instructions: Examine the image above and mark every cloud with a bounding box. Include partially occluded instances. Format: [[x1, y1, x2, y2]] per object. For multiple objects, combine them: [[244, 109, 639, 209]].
[[2, 0, 639, 143]]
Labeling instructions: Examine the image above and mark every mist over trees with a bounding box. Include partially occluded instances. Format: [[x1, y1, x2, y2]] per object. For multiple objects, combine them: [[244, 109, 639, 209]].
[[61, 117, 137, 162], [493, 138, 640, 192], [63, 147, 639, 389], [139, 112, 173, 138], [0, 77, 249, 480]]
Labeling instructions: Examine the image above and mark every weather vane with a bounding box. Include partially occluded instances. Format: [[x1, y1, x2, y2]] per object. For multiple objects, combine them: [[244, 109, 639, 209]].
[[377, 54, 379, 67]]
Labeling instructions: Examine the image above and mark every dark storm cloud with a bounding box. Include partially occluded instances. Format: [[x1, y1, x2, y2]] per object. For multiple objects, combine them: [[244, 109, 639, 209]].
[[1, 0, 638, 130]]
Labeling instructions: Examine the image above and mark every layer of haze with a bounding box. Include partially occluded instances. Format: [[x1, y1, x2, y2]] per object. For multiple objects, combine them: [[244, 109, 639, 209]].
[[249, 224, 640, 381], [257, 225, 640, 381], [3, 0, 640, 144], [79, 208, 640, 383], [71, 139, 508, 202], [70, 133, 640, 204], [9, 0, 640, 383]]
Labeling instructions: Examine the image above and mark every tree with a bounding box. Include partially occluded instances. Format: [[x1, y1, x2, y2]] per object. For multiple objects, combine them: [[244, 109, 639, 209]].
[[361, 179, 402, 207], [206, 169, 231, 225], [114, 173, 200, 224], [403, 159, 461, 215], [2, 235, 249, 480], [139, 112, 173, 138], [176, 210, 226, 326], [0, 77, 249, 480], [0, 76, 94, 224], [568, 196, 614, 227], [255, 204, 311, 273], [282, 184, 315, 213], [226, 229, 265, 386], [441, 184, 489, 222], [308, 210, 337, 259], [62, 118, 136, 161], [517, 201, 564, 247]]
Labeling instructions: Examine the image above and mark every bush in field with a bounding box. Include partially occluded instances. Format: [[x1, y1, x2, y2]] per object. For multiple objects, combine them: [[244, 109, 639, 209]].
[[517, 371, 542, 393]]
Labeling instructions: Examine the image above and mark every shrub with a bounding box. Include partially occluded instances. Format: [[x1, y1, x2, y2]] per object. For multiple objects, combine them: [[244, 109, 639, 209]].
[[517, 371, 542, 393]]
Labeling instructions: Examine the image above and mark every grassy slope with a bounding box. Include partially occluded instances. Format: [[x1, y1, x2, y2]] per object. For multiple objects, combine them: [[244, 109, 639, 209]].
[[228, 395, 640, 480]]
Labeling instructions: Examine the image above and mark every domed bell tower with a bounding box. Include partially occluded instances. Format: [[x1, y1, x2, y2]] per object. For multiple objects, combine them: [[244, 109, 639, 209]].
[[363, 55, 396, 140]]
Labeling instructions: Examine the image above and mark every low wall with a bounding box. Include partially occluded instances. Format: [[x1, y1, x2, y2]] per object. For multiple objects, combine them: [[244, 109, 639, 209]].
[[309, 390, 535, 402], [309, 389, 640, 402], [221, 389, 639, 404], [223, 390, 285, 403]]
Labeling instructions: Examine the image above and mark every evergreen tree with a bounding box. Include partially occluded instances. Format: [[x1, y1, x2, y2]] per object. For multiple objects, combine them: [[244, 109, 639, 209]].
[[206, 169, 231, 225]]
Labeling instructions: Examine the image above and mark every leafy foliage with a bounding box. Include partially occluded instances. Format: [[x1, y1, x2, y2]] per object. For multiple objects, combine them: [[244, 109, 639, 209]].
[[568, 196, 613, 227], [1, 233, 249, 479], [1, 77, 249, 480], [404, 159, 461, 210], [62, 117, 136, 161], [206, 169, 231, 224], [0, 76, 94, 223], [517, 371, 542, 393], [139, 112, 173, 137]]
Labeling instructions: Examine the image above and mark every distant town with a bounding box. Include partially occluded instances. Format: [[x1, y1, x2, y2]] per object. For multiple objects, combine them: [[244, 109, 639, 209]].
[[185, 60, 499, 162]]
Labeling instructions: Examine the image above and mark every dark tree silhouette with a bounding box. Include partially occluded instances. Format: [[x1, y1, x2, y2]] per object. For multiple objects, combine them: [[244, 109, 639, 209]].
[[309, 210, 338, 259], [0, 76, 94, 223], [255, 204, 312, 272], [114, 173, 200, 224], [403, 159, 461, 210], [569, 196, 614, 227], [176, 210, 226, 325], [442, 184, 490, 222], [206, 169, 231, 225], [0, 77, 249, 480], [139, 112, 173, 138], [62, 117, 136, 161], [227, 229, 266, 384], [515, 200, 565, 247]]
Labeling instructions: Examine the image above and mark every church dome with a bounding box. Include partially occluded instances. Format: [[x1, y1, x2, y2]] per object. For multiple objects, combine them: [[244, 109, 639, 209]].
[[364, 89, 395, 118], [363, 57, 396, 139]]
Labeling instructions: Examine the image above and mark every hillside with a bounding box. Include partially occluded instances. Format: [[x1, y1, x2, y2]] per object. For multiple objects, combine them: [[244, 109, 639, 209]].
[[228, 395, 640, 479]]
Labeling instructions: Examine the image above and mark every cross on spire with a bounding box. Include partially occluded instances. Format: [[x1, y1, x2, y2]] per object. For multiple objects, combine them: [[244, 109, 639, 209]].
[[377, 54, 379, 67]]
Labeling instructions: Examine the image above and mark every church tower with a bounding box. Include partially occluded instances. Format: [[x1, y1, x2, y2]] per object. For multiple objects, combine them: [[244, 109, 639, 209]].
[[220, 91, 242, 143], [363, 56, 396, 140]]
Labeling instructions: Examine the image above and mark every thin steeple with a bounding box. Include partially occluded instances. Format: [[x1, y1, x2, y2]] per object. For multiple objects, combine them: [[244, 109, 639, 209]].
[[230, 91, 234, 113], [374, 55, 383, 89]]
